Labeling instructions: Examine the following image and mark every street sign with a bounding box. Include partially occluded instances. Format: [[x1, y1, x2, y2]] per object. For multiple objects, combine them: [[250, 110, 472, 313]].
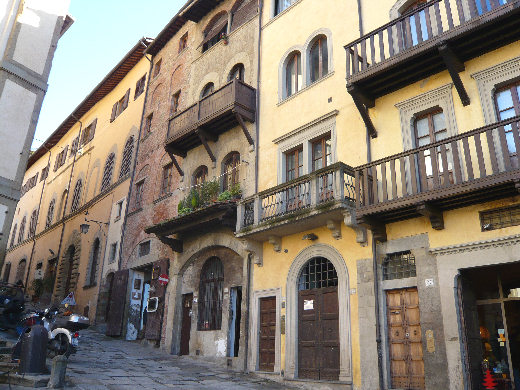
[[61, 292, 76, 305], [158, 274, 169, 286]]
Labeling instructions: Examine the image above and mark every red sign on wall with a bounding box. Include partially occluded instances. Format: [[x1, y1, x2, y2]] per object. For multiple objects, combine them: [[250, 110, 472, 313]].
[[158, 274, 169, 286]]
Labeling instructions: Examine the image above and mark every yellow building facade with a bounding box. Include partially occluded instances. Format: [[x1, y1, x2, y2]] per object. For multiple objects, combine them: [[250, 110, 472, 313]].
[[2, 39, 150, 323]]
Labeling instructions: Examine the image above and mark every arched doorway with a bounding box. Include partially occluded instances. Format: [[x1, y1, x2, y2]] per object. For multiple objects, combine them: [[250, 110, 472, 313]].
[[15, 259, 27, 285], [297, 257, 339, 380]]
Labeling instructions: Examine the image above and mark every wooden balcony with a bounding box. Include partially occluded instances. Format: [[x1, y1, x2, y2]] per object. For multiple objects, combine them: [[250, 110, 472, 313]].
[[236, 163, 359, 242], [165, 79, 256, 156], [344, 0, 520, 136], [354, 116, 520, 241]]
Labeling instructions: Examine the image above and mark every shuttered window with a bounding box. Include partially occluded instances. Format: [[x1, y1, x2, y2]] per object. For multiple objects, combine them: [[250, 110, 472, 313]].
[[81, 119, 97, 145], [119, 137, 134, 178], [101, 154, 115, 192], [110, 90, 130, 122], [46, 199, 55, 228], [230, 0, 257, 32], [10, 224, 17, 248], [28, 210, 38, 238], [70, 179, 83, 212], [198, 257, 224, 331], [134, 74, 146, 99], [18, 217, 26, 244], [202, 12, 228, 52]]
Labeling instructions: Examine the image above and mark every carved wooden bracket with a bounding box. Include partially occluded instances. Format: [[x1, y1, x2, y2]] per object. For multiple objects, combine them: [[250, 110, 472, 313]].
[[417, 202, 444, 230], [165, 145, 184, 177], [343, 210, 367, 245], [235, 112, 254, 147], [347, 84, 377, 138], [438, 42, 470, 106], [326, 219, 342, 240], [157, 235, 183, 253], [195, 128, 217, 163], [268, 235, 282, 253]]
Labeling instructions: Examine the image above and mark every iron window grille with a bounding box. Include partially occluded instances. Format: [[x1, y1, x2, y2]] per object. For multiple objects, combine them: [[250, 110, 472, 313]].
[[119, 137, 134, 178], [101, 154, 115, 192], [383, 251, 416, 280], [298, 257, 338, 291], [70, 180, 82, 213], [480, 205, 520, 231], [198, 257, 224, 331]]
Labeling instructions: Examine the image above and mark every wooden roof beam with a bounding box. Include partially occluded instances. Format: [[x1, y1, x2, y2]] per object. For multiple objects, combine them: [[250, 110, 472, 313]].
[[438, 42, 470, 106], [235, 112, 254, 147], [195, 128, 216, 163], [348, 84, 377, 139]]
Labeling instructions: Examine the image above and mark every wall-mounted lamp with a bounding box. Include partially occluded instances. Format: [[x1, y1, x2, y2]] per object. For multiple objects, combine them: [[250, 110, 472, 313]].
[[80, 210, 109, 236], [80, 223, 90, 234], [302, 233, 318, 241]]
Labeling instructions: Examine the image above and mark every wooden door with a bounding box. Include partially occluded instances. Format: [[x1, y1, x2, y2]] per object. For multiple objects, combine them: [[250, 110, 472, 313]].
[[180, 293, 192, 355], [106, 269, 129, 337], [298, 286, 340, 380], [259, 296, 276, 372], [145, 258, 169, 341], [387, 288, 425, 390]]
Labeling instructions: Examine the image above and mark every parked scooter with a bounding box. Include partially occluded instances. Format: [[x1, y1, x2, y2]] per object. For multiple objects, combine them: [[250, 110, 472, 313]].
[[16, 308, 89, 357], [0, 282, 25, 330]]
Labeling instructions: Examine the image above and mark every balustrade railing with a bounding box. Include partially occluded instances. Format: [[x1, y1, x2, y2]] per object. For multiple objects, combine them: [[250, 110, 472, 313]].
[[355, 116, 520, 209], [345, 0, 514, 79]]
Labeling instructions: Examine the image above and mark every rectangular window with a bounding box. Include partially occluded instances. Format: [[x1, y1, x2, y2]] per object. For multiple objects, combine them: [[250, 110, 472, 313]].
[[54, 145, 69, 171], [81, 118, 97, 145], [111, 90, 130, 122], [139, 241, 150, 257], [115, 201, 123, 220], [144, 113, 153, 134], [179, 32, 188, 53], [312, 134, 332, 171], [161, 164, 173, 195], [275, 0, 297, 16], [135, 180, 144, 208], [40, 166, 49, 182], [171, 91, 181, 115], [134, 74, 146, 100], [70, 136, 80, 156], [109, 243, 118, 264], [285, 147, 303, 181], [153, 59, 162, 78], [481, 205, 520, 231], [383, 251, 416, 280]]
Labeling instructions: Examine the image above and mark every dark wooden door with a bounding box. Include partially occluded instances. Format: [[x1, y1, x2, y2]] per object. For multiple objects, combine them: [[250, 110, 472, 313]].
[[145, 258, 169, 341], [259, 296, 276, 372], [106, 269, 129, 337], [298, 286, 339, 380], [180, 293, 192, 355], [387, 288, 425, 390]]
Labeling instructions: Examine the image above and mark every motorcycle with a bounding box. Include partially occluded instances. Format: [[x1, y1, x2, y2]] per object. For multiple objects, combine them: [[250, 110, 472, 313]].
[[16, 308, 89, 357], [0, 283, 25, 331]]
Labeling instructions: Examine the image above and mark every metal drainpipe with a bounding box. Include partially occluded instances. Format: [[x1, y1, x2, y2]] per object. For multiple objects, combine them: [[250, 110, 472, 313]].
[[24, 148, 52, 291], [243, 252, 252, 372], [116, 39, 153, 272], [254, 0, 263, 194], [53, 115, 83, 301]]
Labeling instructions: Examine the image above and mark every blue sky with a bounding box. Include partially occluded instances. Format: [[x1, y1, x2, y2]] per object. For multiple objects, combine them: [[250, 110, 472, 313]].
[[32, 0, 185, 150]]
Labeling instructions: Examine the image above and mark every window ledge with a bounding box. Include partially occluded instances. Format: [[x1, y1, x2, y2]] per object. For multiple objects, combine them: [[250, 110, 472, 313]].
[[277, 71, 335, 107], [263, 0, 304, 29], [153, 192, 173, 204], [128, 207, 143, 217]]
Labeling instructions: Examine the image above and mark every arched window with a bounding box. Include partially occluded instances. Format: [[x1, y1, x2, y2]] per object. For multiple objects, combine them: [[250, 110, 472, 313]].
[[401, 0, 428, 46], [119, 137, 134, 178], [18, 217, 26, 244], [198, 257, 224, 330], [201, 82, 215, 99], [228, 64, 245, 82], [70, 179, 83, 213], [230, 0, 256, 31], [202, 11, 228, 52], [46, 199, 55, 228], [309, 36, 328, 83], [87, 238, 100, 286], [101, 153, 115, 192], [285, 52, 302, 98], [28, 209, 38, 238], [193, 165, 208, 187], [10, 224, 17, 248], [275, 0, 297, 15], [222, 152, 240, 191], [2, 263, 11, 282], [298, 257, 338, 291], [59, 190, 68, 219], [15, 259, 26, 284]]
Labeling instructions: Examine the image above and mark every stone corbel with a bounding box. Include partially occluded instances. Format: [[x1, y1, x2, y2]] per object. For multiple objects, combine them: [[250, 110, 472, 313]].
[[240, 239, 263, 266], [268, 235, 282, 253], [343, 210, 368, 246], [326, 220, 342, 240]]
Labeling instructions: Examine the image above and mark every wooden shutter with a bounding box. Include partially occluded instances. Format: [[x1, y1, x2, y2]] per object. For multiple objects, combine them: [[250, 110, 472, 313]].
[[145, 258, 169, 341], [110, 102, 118, 122], [122, 89, 130, 111], [88, 118, 97, 141], [231, 0, 257, 32], [105, 269, 129, 337], [61, 146, 68, 165]]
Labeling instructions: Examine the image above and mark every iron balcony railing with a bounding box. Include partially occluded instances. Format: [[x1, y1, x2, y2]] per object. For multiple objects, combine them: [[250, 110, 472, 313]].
[[237, 162, 356, 230]]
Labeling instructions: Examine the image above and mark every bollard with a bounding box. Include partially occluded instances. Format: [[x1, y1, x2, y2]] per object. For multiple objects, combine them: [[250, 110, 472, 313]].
[[19, 324, 48, 374], [47, 355, 67, 388]]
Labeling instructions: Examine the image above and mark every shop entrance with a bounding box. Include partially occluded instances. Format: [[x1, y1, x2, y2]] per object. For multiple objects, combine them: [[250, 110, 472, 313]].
[[460, 262, 520, 390]]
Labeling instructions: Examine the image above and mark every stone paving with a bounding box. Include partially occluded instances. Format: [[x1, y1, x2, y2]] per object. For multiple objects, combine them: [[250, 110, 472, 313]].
[[3, 328, 293, 390]]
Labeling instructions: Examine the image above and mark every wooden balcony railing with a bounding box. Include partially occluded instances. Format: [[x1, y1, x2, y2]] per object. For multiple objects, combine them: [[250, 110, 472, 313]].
[[355, 116, 520, 224], [166, 79, 256, 153], [237, 163, 356, 231]]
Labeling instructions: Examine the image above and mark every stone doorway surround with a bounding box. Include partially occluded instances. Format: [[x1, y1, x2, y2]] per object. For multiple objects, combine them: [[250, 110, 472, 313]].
[[249, 287, 282, 373], [284, 243, 352, 383]]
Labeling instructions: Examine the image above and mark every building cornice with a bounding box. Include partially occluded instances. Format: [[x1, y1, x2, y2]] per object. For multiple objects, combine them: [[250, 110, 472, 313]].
[[429, 234, 520, 255]]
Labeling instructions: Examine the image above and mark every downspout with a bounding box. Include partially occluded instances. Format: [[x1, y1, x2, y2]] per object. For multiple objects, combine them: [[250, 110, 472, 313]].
[[117, 39, 153, 272], [24, 149, 52, 291], [244, 252, 252, 372], [254, 0, 263, 194], [53, 115, 83, 301], [356, 0, 364, 36]]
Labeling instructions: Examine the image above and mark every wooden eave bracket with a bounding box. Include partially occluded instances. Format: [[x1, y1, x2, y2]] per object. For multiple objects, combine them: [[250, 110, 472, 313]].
[[417, 202, 444, 230], [438, 42, 470, 106], [158, 235, 183, 253], [235, 112, 254, 148], [343, 210, 368, 246], [195, 128, 217, 163], [358, 215, 387, 242], [347, 84, 377, 138], [165, 145, 184, 177], [268, 235, 281, 252]]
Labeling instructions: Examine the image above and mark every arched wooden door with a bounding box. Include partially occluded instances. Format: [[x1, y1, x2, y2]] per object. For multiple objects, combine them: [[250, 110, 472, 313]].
[[298, 257, 340, 380]]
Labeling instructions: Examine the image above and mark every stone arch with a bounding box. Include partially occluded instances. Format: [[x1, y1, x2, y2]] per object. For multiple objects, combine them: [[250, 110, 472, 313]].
[[284, 243, 352, 382], [53, 231, 81, 302], [150, 83, 164, 113], [86, 158, 101, 201], [154, 153, 173, 199], [84, 231, 104, 287], [95, 271, 115, 324], [221, 52, 252, 85], [195, 72, 219, 102]]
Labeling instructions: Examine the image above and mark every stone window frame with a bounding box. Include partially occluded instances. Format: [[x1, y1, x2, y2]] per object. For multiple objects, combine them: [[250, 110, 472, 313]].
[[84, 236, 103, 288], [249, 288, 282, 373], [273, 110, 338, 184]]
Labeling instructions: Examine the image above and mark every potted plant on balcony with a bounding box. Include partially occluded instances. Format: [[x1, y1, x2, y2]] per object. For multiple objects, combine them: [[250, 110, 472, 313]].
[[220, 32, 229, 45]]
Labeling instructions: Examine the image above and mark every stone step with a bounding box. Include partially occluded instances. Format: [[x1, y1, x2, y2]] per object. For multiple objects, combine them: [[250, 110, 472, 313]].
[[0, 372, 49, 388]]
